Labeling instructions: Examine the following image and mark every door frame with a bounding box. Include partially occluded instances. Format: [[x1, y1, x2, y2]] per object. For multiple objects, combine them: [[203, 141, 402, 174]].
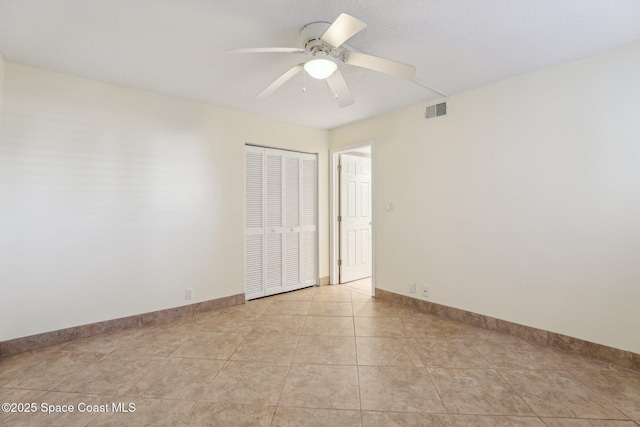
[[329, 140, 375, 295]]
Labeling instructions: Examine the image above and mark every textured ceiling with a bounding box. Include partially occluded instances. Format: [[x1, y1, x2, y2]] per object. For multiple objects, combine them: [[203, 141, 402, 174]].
[[1, 0, 639, 129]]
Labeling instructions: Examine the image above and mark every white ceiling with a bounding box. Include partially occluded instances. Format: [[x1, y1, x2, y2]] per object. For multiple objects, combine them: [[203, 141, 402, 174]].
[[1, 0, 639, 129]]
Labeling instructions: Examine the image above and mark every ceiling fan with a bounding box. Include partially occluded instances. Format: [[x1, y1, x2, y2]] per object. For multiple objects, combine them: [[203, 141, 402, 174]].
[[229, 13, 417, 108]]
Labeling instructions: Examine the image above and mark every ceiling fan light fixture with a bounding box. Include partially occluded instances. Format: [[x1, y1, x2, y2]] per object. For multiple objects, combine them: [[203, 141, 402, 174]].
[[304, 58, 337, 79]]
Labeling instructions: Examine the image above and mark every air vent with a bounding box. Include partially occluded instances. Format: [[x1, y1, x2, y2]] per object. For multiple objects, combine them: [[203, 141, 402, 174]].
[[425, 102, 447, 120]]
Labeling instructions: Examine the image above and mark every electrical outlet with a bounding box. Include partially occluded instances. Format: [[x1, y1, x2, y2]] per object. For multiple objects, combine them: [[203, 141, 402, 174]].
[[410, 283, 416, 293], [422, 286, 430, 298], [186, 288, 194, 300]]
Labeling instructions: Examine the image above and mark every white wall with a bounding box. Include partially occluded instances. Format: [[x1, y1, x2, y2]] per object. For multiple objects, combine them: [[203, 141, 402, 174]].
[[330, 42, 640, 354], [0, 52, 4, 131], [0, 63, 329, 341]]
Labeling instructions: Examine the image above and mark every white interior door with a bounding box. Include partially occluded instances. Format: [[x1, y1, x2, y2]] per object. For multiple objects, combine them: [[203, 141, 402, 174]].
[[340, 154, 372, 283]]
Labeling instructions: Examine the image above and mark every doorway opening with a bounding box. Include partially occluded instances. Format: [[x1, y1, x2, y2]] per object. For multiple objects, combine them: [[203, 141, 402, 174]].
[[329, 141, 375, 296]]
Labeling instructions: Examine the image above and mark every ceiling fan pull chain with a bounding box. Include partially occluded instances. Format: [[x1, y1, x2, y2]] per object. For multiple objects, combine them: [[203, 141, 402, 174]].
[[302, 69, 306, 93]]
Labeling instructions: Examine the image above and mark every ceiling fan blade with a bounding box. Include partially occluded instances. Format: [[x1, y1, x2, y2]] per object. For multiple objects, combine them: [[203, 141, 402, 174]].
[[229, 47, 307, 54], [321, 13, 367, 49], [326, 69, 354, 108], [257, 64, 304, 99], [343, 51, 416, 80]]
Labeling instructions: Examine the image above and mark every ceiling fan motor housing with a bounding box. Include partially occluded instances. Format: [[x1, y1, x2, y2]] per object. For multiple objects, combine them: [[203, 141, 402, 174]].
[[300, 21, 332, 55]]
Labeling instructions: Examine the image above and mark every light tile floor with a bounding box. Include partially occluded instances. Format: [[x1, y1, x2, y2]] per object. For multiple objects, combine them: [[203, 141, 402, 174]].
[[340, 277, 373, 295], [1, 285, 639, 426]]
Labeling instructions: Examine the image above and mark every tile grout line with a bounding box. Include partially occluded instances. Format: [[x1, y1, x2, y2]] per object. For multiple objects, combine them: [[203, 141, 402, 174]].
[[565, 369, 635, 421], [271, 305, 312, 415], [423, 360, 448, 414], [492, 367, 543, 420], [354, 311, 363, 415]]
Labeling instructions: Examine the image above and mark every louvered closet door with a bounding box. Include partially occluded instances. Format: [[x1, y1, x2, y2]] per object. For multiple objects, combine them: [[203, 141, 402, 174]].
[[245, 146, 265, 300], [265, 148, 285, 296], [245, 146, 317, 300], [283, 151, 302, 291]]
